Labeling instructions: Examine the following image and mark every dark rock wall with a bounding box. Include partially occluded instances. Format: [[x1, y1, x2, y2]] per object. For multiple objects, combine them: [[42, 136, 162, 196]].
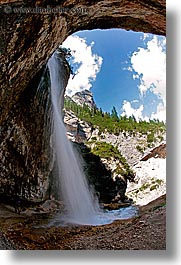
[[73, 143, 119, 203], [0, 67, 48, 201], [0, 0, 166, 202], [0, 56, 70, 201]]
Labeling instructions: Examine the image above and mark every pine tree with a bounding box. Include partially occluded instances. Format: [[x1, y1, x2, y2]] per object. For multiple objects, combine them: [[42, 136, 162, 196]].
[[111, 106, 119, 121]]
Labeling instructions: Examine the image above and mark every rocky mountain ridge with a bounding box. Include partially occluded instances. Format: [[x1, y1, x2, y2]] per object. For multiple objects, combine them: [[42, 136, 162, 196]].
[[72, 90, 96, 109], [64, 91, 166, 205], [91, 130, 166, 167], [64, 90, 166, 165], [64, 91, 95, 142]]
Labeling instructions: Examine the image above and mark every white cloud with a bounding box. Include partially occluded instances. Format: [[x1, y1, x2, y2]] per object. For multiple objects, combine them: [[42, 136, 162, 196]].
[[121, 100, 149, 122], [130, 35, 166, 100], [127, 35, 166, 122], [62, 35, 103, 96], [121, 99, 166, 123], [131, 99, 139, 103], [150, 102, 166, 122]]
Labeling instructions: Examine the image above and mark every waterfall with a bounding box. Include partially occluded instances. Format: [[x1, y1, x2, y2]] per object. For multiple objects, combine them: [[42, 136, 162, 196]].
[[45, 50, 138, 226], [47, 51, 101, 225]]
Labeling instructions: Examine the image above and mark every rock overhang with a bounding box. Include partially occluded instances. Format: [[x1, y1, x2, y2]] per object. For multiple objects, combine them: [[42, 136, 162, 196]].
[[0, 0, 166, 125]]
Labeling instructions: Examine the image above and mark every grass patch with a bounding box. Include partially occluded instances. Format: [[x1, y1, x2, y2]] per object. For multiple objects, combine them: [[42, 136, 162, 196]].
[[88, 141, 135, 180], [136, 145, 144, 154]]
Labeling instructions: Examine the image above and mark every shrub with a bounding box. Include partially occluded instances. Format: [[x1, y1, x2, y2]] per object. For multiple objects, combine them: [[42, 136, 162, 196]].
[[90, 141, 135, 180], [136, 145, 144, 153], [139, 183, 150, 192], [147, 133, 155, 143], [91, 137, 97, 141], [150, 184, 159, 191]]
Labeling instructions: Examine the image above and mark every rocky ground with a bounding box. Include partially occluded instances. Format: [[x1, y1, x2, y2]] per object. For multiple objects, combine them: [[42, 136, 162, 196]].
[[0, 195, 166, 250], [127, 143, 166, 206], [0, 231, 12, 250]]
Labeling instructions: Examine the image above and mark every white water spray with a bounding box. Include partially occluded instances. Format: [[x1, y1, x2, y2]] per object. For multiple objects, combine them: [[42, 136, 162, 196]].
[[47, 51, 138, 226], [48, 52, 101, 225]]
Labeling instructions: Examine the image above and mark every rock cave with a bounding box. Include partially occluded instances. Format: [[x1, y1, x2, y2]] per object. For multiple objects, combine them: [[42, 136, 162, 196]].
[[0, 0, 166, 203]]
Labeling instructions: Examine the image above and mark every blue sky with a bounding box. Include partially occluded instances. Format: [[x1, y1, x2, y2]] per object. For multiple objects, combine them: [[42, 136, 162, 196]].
[[62, 29, 166, 122]]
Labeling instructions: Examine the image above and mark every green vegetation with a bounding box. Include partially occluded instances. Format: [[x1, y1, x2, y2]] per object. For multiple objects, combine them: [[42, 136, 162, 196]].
[[158, 135, 164, 142], [64, 98, 165, 182], [64, 97, 166, 136], [150, 184, 159, 191], [111, 106, 119, 122], [91, 141, 124, 161], [136, 145, 144, 153], [88, 141, 135, 180], [147, 132, 156, 143], [150, 178, 164, 190], [135, 178, 164, 194], [139, 183, 150, 192]]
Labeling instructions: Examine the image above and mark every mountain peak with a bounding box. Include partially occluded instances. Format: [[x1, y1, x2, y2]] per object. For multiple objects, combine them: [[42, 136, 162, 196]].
[[72, 90, 96, 109]]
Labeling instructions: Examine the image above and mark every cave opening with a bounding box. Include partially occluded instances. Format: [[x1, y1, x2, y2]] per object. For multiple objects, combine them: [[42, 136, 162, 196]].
[[61, 28, 166, 127], [54, 28, 166, 214], [0, 0, 166, 212], [0, 28, 166, 208]]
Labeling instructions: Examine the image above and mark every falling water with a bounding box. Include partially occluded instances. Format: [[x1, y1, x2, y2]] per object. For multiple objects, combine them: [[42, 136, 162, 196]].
[[47, 50, 138, 226], [48, 51, 101, 225]]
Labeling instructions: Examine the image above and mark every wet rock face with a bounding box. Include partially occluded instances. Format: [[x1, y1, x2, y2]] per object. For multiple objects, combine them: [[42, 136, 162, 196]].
[[0, 0, 166, 202], [0, 68, 44, 200], [0, 68, 49, 201], [0, 54, 70, 201]]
